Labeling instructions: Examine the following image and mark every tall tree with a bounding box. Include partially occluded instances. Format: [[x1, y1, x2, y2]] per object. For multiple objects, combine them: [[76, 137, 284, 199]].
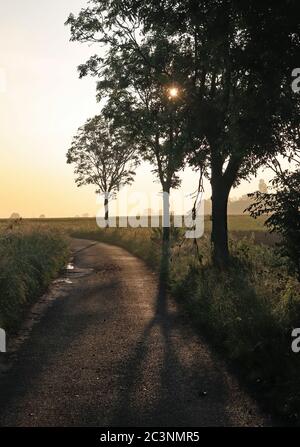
[[101, 77, 189, 242], [66, 9, 191, 242], [66, 0, 300, 266], [144, 0, 300, 266], [67, 115, 137, 225]]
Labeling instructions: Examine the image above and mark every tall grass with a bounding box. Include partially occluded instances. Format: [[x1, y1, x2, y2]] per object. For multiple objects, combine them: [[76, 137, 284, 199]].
[[175, 239, 300, 420], [0, 227, 69, 331]]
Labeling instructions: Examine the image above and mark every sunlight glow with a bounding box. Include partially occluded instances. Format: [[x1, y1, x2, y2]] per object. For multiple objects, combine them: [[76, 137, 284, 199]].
[[168, 86, 179, 99]]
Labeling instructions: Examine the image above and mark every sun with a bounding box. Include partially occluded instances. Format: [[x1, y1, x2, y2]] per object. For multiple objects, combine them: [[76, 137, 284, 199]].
[[168, 86, 179, 98]]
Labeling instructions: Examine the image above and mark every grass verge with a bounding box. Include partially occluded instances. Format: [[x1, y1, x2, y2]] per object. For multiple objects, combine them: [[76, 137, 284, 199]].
[[0, 227, 69, 332]]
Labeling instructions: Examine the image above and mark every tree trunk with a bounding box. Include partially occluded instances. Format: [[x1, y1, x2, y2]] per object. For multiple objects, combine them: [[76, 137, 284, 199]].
[[104, 194, 109, 227], [211, 178, 230, 268], [160, 187, 170, 281], [162, 188, 170, 242]]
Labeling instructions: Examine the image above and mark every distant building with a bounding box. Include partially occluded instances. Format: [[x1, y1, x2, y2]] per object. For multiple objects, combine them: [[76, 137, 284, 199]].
[[204, 195, 254, 215], [259, 179, 268, 193]]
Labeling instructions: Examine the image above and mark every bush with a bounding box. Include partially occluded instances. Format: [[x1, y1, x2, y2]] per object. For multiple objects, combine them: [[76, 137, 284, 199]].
[[248, 167, 300, 279]]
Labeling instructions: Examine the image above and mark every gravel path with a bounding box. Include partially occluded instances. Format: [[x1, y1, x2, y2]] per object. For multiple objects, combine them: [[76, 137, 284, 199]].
[[0, 239, 271, 426]]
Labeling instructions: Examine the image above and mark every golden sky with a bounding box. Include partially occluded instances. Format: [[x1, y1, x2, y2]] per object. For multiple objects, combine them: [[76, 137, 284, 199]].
[[0, 0, 271, 218]]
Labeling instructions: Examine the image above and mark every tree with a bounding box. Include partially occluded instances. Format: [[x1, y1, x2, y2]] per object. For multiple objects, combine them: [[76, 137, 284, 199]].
[[66, 9, 191, 242], [101, 78, 189, 243], [67, 115, 138, 225], [9, 213, 20, 219], [248, 157, 300, 279], [144, 0, 300, 267], [66, 0, 300, 266]]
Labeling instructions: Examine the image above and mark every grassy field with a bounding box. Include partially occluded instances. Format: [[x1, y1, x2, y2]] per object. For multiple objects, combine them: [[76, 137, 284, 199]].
[[0, 214, 267, 233]]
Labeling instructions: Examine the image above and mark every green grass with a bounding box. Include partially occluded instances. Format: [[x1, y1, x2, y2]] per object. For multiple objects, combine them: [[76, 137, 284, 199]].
[[0, 225, 69, 332]]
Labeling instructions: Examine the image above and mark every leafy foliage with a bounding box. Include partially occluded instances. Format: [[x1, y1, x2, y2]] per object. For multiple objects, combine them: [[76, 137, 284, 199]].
[[67, 115, 138, 197], [248, 164, 300, 277]]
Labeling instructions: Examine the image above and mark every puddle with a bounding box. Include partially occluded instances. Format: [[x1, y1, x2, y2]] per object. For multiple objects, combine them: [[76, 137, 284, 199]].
[[53, 278, 73, 285], [63, 261, 92, 279], [66, 263, 74, 270]]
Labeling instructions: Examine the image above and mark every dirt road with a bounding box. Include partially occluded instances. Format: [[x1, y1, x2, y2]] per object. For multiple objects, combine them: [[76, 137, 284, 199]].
[[0, 239, 271, 426]]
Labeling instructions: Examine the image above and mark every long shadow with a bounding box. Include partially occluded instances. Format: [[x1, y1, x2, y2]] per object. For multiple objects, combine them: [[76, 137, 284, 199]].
[[108, 245, 232, 426]]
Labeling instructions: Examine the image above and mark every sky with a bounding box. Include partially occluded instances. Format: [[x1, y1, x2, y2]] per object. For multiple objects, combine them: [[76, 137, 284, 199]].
[[0, 0, 273, 218]]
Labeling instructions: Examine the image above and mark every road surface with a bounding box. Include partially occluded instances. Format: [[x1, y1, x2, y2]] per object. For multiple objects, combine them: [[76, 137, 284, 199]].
[[0, 239, 271, 426]]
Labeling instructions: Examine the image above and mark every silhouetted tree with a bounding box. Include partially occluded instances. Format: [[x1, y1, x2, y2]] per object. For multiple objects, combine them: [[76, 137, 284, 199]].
[[66, 7, 190, 242], [67, 115, 138, 225], [102, 79, 189, 243]]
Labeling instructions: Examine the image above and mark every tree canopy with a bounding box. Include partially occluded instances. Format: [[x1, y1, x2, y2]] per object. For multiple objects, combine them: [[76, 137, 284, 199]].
[[67, 115, 138, 221], [66, 0, 300, 265]]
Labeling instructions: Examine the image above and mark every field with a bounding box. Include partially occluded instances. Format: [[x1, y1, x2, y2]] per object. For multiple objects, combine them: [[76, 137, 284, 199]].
[[0, 214, 267, 232]]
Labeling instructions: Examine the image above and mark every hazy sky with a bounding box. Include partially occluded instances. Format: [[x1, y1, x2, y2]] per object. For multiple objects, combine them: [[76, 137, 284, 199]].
[[0, 0, 271, 218]]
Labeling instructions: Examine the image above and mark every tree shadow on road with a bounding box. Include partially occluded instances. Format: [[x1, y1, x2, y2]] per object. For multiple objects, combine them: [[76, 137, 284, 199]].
[[108, 248, 234, 426]]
